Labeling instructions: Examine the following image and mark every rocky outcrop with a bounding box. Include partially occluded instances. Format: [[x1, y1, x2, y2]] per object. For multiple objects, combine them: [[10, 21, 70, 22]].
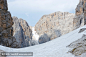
[[12, 16, 33, 47], [68, 34, 86, 56], [38, 33, 50, 44], [35, 11, 75, 44], [0, 0, 20, 48], [73, 0, 86, 29], [78, 28, 86, 33]]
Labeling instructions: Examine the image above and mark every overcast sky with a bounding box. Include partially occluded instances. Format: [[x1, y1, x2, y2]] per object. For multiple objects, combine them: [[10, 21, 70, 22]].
[[7, 0, 79, 26]]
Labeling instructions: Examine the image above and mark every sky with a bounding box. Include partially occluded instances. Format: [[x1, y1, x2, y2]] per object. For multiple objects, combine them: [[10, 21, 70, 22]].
[[7, 0, 79, 26]]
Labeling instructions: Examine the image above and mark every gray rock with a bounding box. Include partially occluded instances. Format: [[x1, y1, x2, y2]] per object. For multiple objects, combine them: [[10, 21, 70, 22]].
[[68, 34, 86, 56], [12, 16, 32, 47], [39, 33, 50, 44], [78, 28, 86, 33]]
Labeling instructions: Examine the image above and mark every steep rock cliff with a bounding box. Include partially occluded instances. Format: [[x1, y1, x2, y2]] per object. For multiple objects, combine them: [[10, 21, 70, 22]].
[[35, 11, 75, 44], [73, 0, 86, 29], [12, 16, 33, 47], [0, 0, 20, 48]]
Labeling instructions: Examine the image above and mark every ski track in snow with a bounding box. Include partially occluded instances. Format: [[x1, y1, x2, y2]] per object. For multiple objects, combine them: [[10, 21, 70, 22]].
[[0, 25, 86, 57]]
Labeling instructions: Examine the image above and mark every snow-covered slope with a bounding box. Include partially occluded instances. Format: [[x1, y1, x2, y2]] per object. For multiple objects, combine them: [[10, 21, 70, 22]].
[[0, 25, 86, 57], [31, 27, 39, 45], [32, 27, 39, 41]]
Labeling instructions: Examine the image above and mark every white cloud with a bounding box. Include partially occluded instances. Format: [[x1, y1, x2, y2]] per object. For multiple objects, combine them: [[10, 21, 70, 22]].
[[8, 0, 79, 13]]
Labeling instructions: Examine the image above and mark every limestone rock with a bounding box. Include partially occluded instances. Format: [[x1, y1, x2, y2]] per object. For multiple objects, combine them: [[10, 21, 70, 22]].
[[68, 34, 86, 56], [0, 0, 20, 48], [12, 16, 32, 47], [35, 11, 75, 44], [73, 0, 86, 30]]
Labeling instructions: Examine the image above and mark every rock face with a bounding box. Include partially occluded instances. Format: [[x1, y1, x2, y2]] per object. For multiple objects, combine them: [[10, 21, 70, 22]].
[[0, 0, 20, 48], [35, 11, 75, 44], [73, 0, 86, 29], [12, 16, 33, 47]]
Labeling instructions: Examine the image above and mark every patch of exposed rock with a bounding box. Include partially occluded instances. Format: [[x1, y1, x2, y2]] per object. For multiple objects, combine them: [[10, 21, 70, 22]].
[[35, 11, 75, 44], [0, 0, 20, 48], [78, 28, 86, 33], [12, 16, 33, 47], [68, 34, 86, 56]]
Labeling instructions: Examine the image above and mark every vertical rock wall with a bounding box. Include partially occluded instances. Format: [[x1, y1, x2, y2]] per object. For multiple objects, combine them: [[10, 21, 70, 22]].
[[73, 0, 86, 29], [0, 0, 20, 48]]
